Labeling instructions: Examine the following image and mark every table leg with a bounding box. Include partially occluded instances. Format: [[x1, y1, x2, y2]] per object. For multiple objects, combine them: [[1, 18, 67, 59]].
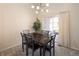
[[26, 44, 28, 56], [53, 46, 55, 56], [43, 46, 45, 56], [32, 43, 34, 56], [40, 47, 42, 56], [50, 41, 51, 56]]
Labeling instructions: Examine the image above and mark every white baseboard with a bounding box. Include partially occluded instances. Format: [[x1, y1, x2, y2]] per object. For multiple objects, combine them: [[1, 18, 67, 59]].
[[57, 44, 79, 51], [0, 43, 21, 52], [1, 43, 79, 53], [70, 47, 79, 51]]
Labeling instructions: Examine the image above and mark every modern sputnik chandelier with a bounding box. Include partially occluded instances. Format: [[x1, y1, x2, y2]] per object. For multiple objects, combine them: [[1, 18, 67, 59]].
[[31, 3, 49, 14]]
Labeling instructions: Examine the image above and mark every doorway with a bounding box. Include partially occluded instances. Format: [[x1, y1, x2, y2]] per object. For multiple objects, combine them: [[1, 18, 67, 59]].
[[41, 16, 60, 44], [41, 11, 70, 48]]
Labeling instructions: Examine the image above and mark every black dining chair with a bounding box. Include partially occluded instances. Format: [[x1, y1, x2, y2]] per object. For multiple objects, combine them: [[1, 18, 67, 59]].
[[24, 34, 41, 56], [20, 30, 30, 52], [20, 32, 26, 52], [43, 33, 56, 56], [41, 30, 49, 38], [23, 30, 30, 34]]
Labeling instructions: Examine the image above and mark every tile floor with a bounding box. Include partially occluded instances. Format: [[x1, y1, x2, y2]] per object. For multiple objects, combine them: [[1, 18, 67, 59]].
[[0, 43, 79, 56]]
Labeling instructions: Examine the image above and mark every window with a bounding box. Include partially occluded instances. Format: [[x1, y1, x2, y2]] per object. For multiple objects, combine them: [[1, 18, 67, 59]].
[[41, 16, 59, 33], [50, 16, 59, 32]]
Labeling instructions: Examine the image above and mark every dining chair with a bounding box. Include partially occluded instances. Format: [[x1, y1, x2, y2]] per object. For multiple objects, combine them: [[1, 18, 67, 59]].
[[25, 34, 41, 56], [43, 33, 56, 56], [20, 30, 30, 52], [23, 30, 30, 34], [20, 32, 26, 52], [41, 30, 49, 38]]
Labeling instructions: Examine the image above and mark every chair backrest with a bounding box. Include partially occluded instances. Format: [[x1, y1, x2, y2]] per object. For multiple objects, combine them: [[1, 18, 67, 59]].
[[51, 33, 56, 45], [20, 32, 33, 46], [20, 30, 30, 40], [41, 30, 49, 38], [25, 33, 33, 45], [20, 32, 24, 37], [23, 30, 30, 34], [51, 34, 56, 40], [20, 32, 26, 42]]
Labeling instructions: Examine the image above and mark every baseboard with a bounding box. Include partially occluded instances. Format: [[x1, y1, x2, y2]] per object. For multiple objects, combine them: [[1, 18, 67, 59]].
[[70, 47, 79, 51], [1, 43, 79, 53], [58, 44, 79, 51], [0, 43, 21, 52]]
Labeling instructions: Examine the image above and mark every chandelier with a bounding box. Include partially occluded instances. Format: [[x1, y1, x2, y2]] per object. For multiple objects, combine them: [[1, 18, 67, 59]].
[[31, 3, 49, 14]]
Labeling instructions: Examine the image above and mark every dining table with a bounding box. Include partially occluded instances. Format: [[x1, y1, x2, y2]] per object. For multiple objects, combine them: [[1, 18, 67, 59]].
[[25, 32, 53, 56]]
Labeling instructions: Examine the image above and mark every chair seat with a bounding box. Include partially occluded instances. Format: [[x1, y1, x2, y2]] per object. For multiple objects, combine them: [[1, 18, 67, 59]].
[[28, 43, 40, 51], [45, 45, 54, 51], [23, 40, 40, 51], [34, 44, 40, 51], [23, 42, 26, 44]]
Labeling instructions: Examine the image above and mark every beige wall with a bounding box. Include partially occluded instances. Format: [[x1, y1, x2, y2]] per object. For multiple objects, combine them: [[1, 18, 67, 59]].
[[0, 4, 36, 51], [0, 3, 79, 51], [0, 5, 4, 50], [70, 4, 79, 50], [38, 3, 79, 50]]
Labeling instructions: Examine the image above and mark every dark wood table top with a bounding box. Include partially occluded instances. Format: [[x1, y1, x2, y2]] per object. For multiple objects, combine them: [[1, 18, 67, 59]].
[[27, 32, 50, 46]]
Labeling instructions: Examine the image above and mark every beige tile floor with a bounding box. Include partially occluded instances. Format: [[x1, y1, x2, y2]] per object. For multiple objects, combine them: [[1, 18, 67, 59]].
[[0, 44, 79, 56]]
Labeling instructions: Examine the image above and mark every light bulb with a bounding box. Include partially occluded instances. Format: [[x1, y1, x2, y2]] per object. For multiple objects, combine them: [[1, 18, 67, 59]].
[[41, 9, 44, 12], [46, 3, 49, 7], [46, 9, 48, 13], [31, 5, 35, 8], [35, 11, 38, 14], [36, 6, 40, 10]]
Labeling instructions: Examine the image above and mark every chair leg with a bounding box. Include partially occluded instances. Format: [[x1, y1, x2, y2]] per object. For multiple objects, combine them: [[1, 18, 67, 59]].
[[40, 47, 42, 56], [53, 40, 55, 56], [32, 42, 34, 56], [22, 44, 24, 52], [53, 47, 55, 56], [32, 49, 34, 56], [49, 40, 51, 56], [26, 44, 28, 56], [50, 50, 51, 56], [43, 46, 45, 56]]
